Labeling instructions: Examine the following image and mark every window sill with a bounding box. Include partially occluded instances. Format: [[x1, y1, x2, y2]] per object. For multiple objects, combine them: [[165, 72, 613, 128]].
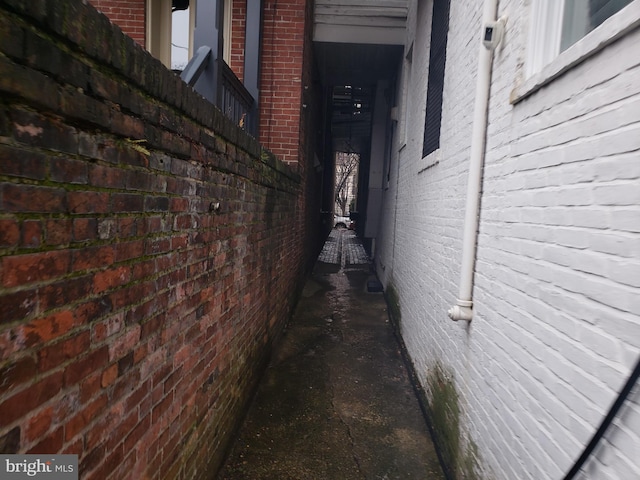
[[511, 0, 640, 105], [418, 148, 440, 174]]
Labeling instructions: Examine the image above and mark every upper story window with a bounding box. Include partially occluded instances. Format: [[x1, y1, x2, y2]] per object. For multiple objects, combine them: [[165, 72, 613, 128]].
[[562, 0, 633, 48], [527, 0, 633, 76], [171, 1, 194, 70], [148, 0, 231, 71], [422, 0, 451, 158]]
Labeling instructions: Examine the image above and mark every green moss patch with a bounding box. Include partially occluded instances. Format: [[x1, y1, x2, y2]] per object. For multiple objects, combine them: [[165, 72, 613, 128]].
[[426, 362, 482, 480]]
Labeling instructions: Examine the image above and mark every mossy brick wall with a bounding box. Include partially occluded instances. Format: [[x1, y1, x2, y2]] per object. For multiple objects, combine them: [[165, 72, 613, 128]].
[[0, 0, 312, 478]]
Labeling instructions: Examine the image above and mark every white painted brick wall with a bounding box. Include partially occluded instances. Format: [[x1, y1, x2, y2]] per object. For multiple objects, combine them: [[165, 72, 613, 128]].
[[374, 0, 640, 479]]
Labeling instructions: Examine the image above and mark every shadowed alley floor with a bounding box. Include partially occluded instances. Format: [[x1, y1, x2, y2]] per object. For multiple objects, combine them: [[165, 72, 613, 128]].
[[217, 229, 445, 479]]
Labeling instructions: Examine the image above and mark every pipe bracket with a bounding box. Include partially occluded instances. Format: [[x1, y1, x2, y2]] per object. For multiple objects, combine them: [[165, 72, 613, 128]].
[[448, 300, 473, 322]]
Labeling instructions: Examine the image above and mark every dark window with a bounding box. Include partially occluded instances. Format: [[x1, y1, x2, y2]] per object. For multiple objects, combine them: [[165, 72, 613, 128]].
[[422, 0, 451, 158]]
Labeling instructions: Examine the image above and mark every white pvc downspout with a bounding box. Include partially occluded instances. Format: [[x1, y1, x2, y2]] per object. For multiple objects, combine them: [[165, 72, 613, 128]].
[[448, 1, 504, 322]]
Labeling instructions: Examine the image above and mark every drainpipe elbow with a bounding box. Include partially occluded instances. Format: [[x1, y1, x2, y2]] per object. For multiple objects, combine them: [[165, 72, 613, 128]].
[[448, 299, 473, 322]]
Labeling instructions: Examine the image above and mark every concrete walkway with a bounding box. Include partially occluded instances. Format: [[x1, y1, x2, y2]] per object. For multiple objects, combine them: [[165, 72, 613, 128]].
[[217, 229, 445, 479]]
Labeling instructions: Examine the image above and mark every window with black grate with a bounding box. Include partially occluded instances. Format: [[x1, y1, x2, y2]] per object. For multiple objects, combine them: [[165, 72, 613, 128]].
[[422, 0, 451, 158]]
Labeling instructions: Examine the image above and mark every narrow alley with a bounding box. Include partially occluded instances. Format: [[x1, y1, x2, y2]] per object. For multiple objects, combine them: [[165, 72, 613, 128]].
[[2, 1, 639, 478], [218, 229, 445, 479]]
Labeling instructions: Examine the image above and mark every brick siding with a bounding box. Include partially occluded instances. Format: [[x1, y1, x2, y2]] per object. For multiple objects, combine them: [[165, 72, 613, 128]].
[[259, 0, 307, 165], [0, 0, 318, 478], [229, 0, 246, 82]]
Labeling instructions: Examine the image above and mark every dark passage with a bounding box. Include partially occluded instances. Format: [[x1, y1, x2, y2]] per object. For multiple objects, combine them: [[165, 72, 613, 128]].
[[218, 230, 445, 479]]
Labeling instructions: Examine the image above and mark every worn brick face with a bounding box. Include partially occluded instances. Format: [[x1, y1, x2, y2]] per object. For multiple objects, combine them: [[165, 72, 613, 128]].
[[0, 0, 321, 478]]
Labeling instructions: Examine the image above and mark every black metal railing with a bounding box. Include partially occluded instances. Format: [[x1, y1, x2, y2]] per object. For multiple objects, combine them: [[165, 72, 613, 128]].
[[180, 47, 257, 138], [180, 46, 212, 87], [219, 60, 257, 137]]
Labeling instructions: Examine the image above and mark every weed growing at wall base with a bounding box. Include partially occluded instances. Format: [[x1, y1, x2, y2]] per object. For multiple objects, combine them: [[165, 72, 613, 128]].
[[1, 455, 77, 479]]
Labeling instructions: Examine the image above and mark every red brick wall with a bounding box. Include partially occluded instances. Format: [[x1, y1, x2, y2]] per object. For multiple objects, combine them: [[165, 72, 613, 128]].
[[89, 0, 146, 47], [0, 1, 313, 478], [259, 0, 307, 165], [229, 0, 246, 81]]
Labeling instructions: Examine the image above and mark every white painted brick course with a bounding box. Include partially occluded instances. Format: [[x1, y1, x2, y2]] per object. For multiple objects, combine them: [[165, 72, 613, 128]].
[[374, 0, 640, 478]]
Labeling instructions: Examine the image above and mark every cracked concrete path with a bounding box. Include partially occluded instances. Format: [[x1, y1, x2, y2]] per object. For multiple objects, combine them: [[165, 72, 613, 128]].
[[217, 233, 445, 480]]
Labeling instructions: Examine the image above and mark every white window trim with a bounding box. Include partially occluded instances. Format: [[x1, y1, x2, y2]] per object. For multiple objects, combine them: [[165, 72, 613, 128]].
[[418, 148, 440, 174], [223, 0, 232, 64], [188, 3, 196, 60], [511, 0, 640, 104], [147, 0, 173, 68]]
